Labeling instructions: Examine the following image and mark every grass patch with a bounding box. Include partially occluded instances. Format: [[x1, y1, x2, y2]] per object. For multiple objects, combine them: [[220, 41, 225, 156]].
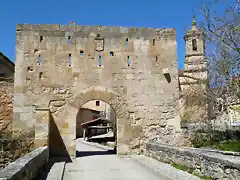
[[171, 163, 189, 172], [209, 140, 240, 152], [171, 163, 213, 180], [191, 130, 240, 152]]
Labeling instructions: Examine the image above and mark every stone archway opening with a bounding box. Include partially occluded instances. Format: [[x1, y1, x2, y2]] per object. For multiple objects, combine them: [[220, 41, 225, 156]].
[[75, 99, 117, 157]]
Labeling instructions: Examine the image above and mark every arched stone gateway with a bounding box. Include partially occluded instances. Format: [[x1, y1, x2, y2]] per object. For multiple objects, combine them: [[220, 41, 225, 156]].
[[63, 86, 131, 156], [13, 24, 182, 158]]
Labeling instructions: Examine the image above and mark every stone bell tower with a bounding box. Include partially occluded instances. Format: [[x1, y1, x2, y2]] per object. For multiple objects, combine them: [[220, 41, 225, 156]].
[[179, 17, 208, 122], [184, 16, 206, 77]]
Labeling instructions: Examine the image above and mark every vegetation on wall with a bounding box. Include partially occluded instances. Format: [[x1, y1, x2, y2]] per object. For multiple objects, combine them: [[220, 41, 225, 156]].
[[0, 130, 34, 169], [190, 129, 240, 152], [171, 163, 213, 180]]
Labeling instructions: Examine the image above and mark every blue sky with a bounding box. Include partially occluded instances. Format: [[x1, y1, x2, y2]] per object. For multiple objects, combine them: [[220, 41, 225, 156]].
[[0, 0, 210, 69]]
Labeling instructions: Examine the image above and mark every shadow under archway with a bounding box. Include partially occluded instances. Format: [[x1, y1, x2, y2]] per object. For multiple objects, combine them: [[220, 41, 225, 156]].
[[49, 113, 72, 162], [76, 148, 116, 157]]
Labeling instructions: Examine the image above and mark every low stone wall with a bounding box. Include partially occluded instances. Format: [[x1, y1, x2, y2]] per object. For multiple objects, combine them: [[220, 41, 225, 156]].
[[145, 142, 240, 180], [0, 146, 48, 180]]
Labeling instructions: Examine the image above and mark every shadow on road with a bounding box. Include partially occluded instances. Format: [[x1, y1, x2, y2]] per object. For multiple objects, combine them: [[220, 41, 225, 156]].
[[34, 157, 71, 180], [76, 148, 116, 157]]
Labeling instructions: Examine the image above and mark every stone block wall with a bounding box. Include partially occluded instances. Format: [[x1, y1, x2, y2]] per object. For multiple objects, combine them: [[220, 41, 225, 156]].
[[14, 24, 181, 157], [0, 78, 14, 137], [145, 142, 240, 180]]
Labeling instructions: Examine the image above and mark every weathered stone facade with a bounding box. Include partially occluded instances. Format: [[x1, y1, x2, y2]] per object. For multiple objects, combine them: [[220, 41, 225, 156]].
[[0, 79, 14, 136], [0, 53, 14, 136], [13, 23, 181, 157]]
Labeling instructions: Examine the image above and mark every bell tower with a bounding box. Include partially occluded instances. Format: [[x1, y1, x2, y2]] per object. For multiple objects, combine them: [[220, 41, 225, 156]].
[[179, 17, 209, 122], [182, 16, 207, 83]]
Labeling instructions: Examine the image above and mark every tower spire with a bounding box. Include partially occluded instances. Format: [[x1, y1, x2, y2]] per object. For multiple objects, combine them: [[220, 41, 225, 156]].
[[191, 16, 197, 31]]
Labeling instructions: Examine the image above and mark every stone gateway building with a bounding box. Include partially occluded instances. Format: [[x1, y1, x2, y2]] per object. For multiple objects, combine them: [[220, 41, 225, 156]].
[[13, 23, 182, 157]]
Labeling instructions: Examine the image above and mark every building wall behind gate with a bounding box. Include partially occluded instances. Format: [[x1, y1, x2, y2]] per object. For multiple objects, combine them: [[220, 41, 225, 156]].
[[13, 24, 181, 156]]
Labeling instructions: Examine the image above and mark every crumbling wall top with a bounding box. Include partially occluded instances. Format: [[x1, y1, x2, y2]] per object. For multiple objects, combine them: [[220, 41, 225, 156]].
[[16, 24, 176, 39]]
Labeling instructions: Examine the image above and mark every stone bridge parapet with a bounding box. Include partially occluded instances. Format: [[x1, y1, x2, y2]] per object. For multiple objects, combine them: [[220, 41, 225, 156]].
[[0, 146, 48, 180], [145, 142, 240, 179]]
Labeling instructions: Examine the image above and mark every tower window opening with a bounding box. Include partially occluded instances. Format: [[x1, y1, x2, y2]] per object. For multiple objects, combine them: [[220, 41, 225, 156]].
[[192, 39, 197, 51]]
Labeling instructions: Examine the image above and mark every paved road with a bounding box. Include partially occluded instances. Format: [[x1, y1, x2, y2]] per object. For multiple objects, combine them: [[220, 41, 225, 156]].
[[62, 140, 163, 180], [61, 139, 199, 180]]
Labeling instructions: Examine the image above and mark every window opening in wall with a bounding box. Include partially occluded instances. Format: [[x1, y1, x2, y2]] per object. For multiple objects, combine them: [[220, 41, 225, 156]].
[[40, 36, 43, 42], [39, 72, 43, 79], [127, 56, 131, 66], [68, 36, 71, 44], [156, 56, 158, 64], [27, 67, 33, 72], [96, 100, 100, 106], [98, 55, 102, 66], [192, 39, 197, 51], [68, 53, 72, 66], [125, 38, 129, 47], [37, 54, 41, 65], [153, 39, 155, 46], [110, 51, 114, 56], [80, 50, 84, 56]]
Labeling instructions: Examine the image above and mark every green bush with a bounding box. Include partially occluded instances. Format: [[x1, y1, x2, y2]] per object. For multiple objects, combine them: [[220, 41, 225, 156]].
[[191, 129, 240, 152]]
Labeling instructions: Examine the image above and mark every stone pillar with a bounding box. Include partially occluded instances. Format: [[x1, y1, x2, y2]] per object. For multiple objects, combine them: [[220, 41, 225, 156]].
[[34, 108, 50, 148]]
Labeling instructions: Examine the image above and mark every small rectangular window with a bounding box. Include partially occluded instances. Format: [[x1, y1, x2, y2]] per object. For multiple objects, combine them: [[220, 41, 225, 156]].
[[153, 39, 155, 46], [37, 54, 41, 65], [127, 56, 130, 66], [98, 56, 102, 66], [110, 51, 114, 56], [40, 36, 43, 42], [68, 53, 72, 66], [27, 67, 33, 72], [68, 36, 71, 44], [39, 72, 43, 79], [80, 50, 84, 56], [96, 100, 100, 106], [155, 56, 158, 67], [125, 38, 129, 47]]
